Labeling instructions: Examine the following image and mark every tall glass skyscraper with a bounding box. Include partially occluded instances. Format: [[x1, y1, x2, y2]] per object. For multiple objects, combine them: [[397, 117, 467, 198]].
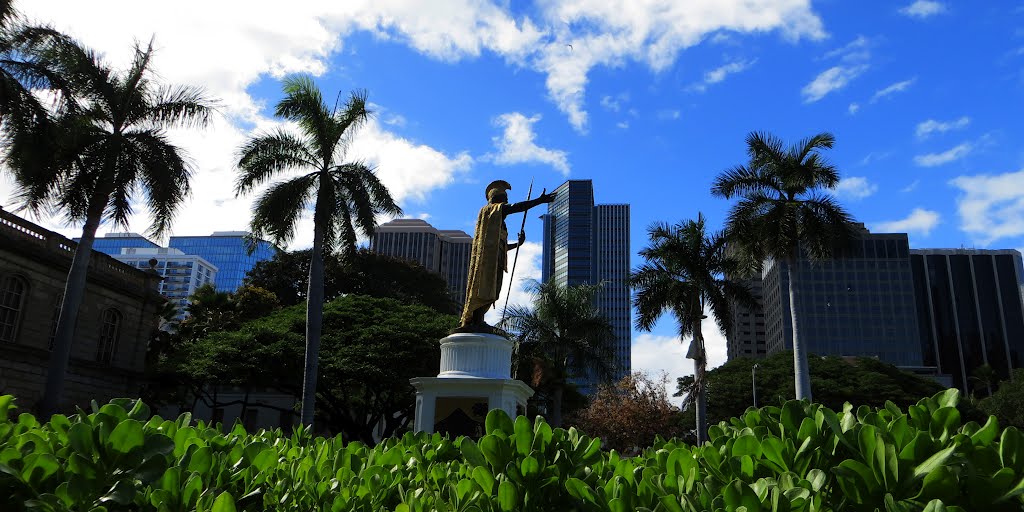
[[168, 232, 277, 292], [911, 249, 1024, 393], [89, 231, 277, 293], [541, 180, 631, 390]]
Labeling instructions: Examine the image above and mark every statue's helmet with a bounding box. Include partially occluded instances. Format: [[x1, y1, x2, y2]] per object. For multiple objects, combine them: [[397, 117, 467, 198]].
[[485, 180, 512, 201]]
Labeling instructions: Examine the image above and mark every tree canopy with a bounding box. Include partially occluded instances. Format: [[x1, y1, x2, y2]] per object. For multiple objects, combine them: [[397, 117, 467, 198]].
[[244, 248, 459, 314], [677, 351, 946, 427], [151, 294, 456, 444]]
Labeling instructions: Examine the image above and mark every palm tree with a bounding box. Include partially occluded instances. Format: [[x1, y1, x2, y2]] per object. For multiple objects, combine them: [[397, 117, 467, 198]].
[[3, 36, 213, 416], [630, 213, 752, 444], [235, 75, 401, 428], [711, 131, 856, 402], [501, 280, 616, 427]]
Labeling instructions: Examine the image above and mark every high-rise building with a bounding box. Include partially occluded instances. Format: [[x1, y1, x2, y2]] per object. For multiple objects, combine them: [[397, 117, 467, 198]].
[[114, 248, 218, 320], [168, 232, 278, 292], [370, 219, 473, 308], [89, 231, 277, 293], [541, 180, 631, 388], [761, 227, 923, 367], [910, 249, 1024, 393], [726, 277, 768, 360]]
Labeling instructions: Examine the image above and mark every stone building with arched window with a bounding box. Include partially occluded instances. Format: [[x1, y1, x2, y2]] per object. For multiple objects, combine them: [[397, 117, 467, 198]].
[[0, 207, 164, 413]]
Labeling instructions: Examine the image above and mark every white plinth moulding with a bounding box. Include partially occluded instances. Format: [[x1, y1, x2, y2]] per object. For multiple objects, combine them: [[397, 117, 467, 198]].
[[438, 332, 513, 379]]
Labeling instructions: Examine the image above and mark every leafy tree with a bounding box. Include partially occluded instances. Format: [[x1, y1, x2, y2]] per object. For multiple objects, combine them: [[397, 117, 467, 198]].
[[711, 132, 856, 402], [244, 248, 457, 314], [3, 36, 213, 416], [676, 352, 946, 427], [568, 372, 686, 454], [630, 214, 752, 444], [155, 294, 453, 443], [502, 280, 616, 428], [236, 76, 401, 428], [979, 369, 1024, 429]]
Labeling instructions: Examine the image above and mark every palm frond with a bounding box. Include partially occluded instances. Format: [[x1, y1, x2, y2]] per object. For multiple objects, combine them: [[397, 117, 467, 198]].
[[235, 129, 316, 194], [143, 84, 215, 129], [128, 129, 193, 238], [250, 173, 317, 246], [276, 74, 330, 143]]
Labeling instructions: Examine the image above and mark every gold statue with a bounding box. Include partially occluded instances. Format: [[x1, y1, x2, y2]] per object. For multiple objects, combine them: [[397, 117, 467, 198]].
[[458, 180, 555, 332]]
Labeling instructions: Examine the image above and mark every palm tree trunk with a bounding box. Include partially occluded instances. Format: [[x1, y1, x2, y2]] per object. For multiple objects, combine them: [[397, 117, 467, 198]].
[[299, 193, 328, 428], [789, 255, 813, 401], [39, 207, 103, 417], [693, 323, 709, 445]]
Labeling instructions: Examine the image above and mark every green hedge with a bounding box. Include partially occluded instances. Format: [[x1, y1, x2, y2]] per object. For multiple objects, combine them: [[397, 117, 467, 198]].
[[1, 390, 1022, 511]]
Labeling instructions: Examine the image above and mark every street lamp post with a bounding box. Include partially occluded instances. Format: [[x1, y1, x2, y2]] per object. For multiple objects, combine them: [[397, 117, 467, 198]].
[[752, 363, 759, 408]]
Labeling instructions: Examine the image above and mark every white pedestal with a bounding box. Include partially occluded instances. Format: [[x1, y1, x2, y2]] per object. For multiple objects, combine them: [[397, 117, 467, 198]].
[[410, 332, 534, 435]]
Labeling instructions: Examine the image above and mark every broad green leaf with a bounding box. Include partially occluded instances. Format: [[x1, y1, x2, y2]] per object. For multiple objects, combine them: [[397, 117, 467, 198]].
[[0, 395, 13, 419], [514, 415, 533, 456], [970, 416, 999, 447], [913, 445, 957, 480], [460, 438, 486, 468], [565, 478, 597, 504], [471, 466, 494, 493], [107, 419, 144, 455], [485, 409, 514, 435], [497, 480, 518, 511], [212, 491, 237, 512], [520, 456, 541, 479]]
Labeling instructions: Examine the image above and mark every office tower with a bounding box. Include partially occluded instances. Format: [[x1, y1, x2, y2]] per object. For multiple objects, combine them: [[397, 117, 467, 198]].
[[91, 232, 160, 253], [168, 232, 278, 292], [370, 219, 473, 308], [761, 226, 923, 367], [541, 180, 631, 388], [115, 248, 218, 320], [910, 249, 1024, 393], [90, 231, 277, 293], [726, 277, 768, 360]]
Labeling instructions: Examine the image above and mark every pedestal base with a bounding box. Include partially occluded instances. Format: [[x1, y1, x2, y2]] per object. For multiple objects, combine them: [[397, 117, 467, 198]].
[[410, 377, 534, 435]]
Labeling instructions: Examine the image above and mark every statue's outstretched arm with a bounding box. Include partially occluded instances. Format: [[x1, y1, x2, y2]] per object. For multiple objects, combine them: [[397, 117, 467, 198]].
[[505, 189, 556, 215]]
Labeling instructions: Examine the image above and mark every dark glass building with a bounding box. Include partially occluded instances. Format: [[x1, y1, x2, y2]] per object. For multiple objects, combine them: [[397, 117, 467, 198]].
[[726, 276, 767, 360], [370, 219, 473, 308], [541, 180, 631, 389], [911, 249, 1024, 393], [761, 226, 923, 367]]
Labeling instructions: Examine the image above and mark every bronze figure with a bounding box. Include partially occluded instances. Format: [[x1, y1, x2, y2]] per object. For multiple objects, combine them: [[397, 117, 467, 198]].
[[457, 180, 555, 333]]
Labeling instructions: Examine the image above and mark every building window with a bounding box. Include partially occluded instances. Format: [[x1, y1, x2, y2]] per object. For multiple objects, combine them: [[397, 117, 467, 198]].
[[0, 275, 28, 343], [96, 309, 122, 363]]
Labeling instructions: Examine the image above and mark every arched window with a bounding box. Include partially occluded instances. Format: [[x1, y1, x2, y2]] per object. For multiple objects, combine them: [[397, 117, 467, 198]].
[[96, 308, 122, 364], [0, 274, 28, 343]]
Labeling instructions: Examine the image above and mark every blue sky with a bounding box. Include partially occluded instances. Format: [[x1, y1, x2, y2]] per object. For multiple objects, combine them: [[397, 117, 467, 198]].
[[3, 0, 1024, 388]]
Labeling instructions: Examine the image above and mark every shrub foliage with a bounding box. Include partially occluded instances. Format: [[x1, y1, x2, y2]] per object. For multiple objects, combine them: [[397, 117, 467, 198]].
[[2, 390, 1023, 511]]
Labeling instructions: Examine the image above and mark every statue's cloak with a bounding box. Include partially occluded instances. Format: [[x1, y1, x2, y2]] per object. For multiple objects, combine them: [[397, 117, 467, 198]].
[[460, 203, 507, 326]]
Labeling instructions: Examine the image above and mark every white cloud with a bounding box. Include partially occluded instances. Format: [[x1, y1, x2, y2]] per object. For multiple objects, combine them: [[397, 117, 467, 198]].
[[822, 35, 871, 62], [18, 1, 825, 134], [902, 180, 920, 193], [690, 59, 755, 92], [871, 78, 915, 102], [899, 1, 947, 19], [916, 116, 970, 139], [914, 142, 973, 167], [848, 103, 860, 115], [802, 65, 868, 103], [600, 93, 628, 112], [489, 113, 571, 175], [950, 169, 1024, 246], [485, 241, 542, 326], [616, 121, 630, 129], [348, 118, 474, 205], [831, 176, 877, 200], [873, 208, 941, 236], [631, 312, 729, 406]]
